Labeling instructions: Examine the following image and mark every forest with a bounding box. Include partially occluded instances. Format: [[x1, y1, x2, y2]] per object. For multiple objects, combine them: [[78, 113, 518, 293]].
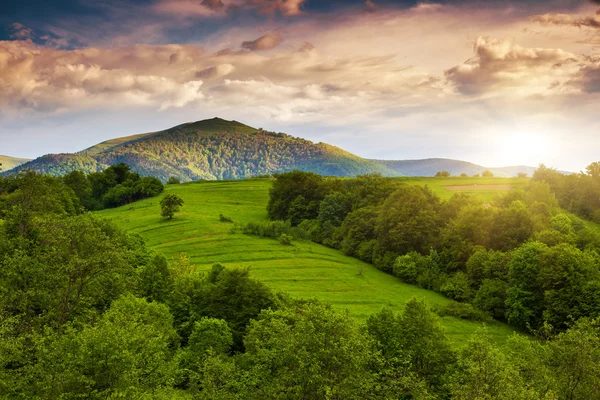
[[266, 169, 600, 334], [0, 166, 599, 399], [6, 119, 393, 182]]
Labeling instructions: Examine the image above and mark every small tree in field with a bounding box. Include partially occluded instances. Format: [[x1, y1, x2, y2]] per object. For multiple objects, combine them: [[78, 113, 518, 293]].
[[482, 170, 494, 177], [160, 193, 184, 219], [435, 170, 450, 177]]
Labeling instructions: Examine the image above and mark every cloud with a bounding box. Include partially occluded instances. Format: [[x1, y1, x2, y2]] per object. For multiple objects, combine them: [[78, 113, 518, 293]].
[[365, 0, 378, 13], [196, 63, 236, 79], [246, 0, 306, 17], [153, 0, 225, 17], [570, 57, 600, 93], [152, 0, 306, 18], [9, 23, 34, 40], [202, 0, 225, 10], [532, 9, 600, 29], [445, 37, 577, 95], [241, 32, 283, 51], [412, 3, 445, 12]]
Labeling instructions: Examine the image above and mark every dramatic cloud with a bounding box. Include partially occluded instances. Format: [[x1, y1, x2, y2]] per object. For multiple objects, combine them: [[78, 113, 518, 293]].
[[445, 37, 577, 95], [241, 33, 283, 51], [246, 0, 306, 17], [532, 9, 600, 29], [153, 0, 306, 18], [572, 57, 600, 93], [3, 0, 600, 171]]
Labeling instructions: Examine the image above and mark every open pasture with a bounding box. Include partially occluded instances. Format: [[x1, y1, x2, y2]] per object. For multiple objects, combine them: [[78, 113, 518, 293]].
[[397, 176, 529, 201], [98, 178, 518, 346]]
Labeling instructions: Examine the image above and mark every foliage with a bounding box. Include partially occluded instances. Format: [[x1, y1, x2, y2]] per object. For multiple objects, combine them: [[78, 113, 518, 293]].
[[266, 171, 600, 334], [219, 213, 233, 223], [161, 193, 184, 219], [279, 233, 293, 245], [7, 118, 395, 181], [433, 301, 492, 322], [533, 162, 600, 223], [239, 301, 377, 399]]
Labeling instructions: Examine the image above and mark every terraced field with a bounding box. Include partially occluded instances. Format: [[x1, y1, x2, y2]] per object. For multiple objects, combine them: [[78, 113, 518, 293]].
[[98, 178, 519, 346]]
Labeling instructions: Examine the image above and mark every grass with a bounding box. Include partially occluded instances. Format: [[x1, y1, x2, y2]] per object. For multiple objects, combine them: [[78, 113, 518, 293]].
[[394, 176, 529, 202], [97, 178, 520, 347]]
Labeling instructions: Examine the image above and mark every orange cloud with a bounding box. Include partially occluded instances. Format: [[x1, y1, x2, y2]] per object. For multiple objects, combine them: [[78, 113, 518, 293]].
[[241, 33, 283, 51]]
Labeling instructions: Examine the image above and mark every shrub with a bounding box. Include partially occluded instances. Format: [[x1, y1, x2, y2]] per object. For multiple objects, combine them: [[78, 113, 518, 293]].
[[167, 177, 181, 184], [433, 301, 491, 322], [219, 214, 234, 223], [279, 233, 293, 245]]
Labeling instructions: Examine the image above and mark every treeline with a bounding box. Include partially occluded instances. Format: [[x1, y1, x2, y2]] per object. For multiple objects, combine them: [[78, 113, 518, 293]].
[[0, 176, 599, 399], [533, 162, 600, 223], [0, 163, 163, 213], [267, 171, 600, 333]]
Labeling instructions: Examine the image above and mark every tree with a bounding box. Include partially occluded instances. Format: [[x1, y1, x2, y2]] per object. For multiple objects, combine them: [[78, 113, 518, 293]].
[[482, 170, 494, 177], [241, 301, 377, 399], [448, 329, 534, 399], [31, 296, 179, 398], [435, 170, 450, 177], [376, 185, 444, 256], [167, 177, 181, 184], [517, 172, 528, 178], [161, 193, 184, 219]]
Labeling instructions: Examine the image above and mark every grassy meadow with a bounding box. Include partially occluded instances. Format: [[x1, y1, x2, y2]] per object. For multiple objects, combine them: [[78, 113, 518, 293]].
[[394, 176, 529, 201], [98, 177, 523, 346]]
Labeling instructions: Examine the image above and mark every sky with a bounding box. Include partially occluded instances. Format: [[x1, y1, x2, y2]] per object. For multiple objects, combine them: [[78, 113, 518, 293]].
[[1, 0, 600, 171]]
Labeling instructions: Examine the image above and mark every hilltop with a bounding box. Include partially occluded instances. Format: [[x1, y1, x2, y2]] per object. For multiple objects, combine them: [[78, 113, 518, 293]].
[[5, 119, 542, 180], [0, 155, 32, 171], [9, 118, 397, 181]]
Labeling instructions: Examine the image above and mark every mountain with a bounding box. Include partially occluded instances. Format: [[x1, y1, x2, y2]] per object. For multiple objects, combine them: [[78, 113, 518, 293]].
[[371, 158, 538, 177], [0, 155, 32, 172], [8, 118, 397, 181]]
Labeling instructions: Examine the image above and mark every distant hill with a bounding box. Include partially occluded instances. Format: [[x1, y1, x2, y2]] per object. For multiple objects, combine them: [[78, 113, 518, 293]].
[[371, 158, 538, 177], [0, 155, 32, 172], [8, 118, 397, 181]]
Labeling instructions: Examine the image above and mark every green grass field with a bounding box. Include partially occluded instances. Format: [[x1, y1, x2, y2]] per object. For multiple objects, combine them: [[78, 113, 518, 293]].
[[394, 176, 529, 202], [98, 178, 521, 346]]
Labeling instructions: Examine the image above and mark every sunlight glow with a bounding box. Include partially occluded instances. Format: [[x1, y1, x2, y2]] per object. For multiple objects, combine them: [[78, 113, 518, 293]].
[[491, 127, 557, 167]]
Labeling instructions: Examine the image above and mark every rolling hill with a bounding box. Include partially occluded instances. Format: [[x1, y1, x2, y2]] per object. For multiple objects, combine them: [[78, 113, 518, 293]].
[[371, 158, 538, 177], [97, 179, 517, 346], [0, 155, 32, 171], [8, 118, 397, 181]]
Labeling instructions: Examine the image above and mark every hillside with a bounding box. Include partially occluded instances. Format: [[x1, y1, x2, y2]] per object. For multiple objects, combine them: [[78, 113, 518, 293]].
[[372, 158, 537, 177], [0, 155, 32, 171], [8, 118, 397, 181], [97, 179, 517, 346]]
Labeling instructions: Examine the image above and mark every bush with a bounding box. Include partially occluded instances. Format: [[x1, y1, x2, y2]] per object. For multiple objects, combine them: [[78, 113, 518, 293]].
[[243, 220, 309, 241], [219, 214, 234, 223], [167, 177, 181, 184], [433, 301, 491, 322], [279, 233, 293, 245]]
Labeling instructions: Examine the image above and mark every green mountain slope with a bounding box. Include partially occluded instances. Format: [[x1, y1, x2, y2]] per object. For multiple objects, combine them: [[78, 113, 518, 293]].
[[9, 118, 397, 181], [0, 155, 32, 171]]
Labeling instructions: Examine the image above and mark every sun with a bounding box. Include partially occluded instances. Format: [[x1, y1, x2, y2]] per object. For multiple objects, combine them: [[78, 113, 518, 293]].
[[493, 130, 553, 166]]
